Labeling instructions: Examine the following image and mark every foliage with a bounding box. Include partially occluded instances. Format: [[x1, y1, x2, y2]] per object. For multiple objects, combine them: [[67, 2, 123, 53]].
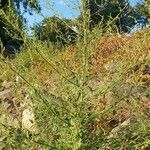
[[32, 16, 78, 45], [0, 25, 150, 150], [0, 0, 40, 57], [81, 0, 137, 32], [134, 0, 150, 28], [0, 1, 150, 150]]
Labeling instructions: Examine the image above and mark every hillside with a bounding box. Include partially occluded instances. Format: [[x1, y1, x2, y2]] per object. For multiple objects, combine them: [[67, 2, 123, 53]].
[[0, 28, 150, 149]]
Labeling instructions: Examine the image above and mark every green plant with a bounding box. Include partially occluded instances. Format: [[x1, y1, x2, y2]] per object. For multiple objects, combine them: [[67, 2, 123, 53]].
[[0, 0, 150, 150]]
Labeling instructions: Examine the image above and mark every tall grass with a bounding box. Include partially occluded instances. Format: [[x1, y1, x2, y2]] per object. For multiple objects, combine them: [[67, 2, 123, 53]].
[[0, 0, 150, 150]]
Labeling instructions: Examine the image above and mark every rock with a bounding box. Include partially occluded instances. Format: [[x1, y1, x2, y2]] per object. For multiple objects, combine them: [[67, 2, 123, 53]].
[[107, 118, 130, 139], [15, 76, 22, 84], [22, 108, 37, 132], [44, 73, 61, 97], [0, 136, 6, 143], [1, 81, 13, 89], [0, 89, 13, 101], [107, 116, 138, 139], [104, 62, 116, 71], [0, 142, 5, 150], [87, 76, 101, 91]]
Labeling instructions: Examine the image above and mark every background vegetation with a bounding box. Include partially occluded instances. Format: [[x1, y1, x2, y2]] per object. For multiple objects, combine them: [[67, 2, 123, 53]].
[[0, 0, 150, 149]]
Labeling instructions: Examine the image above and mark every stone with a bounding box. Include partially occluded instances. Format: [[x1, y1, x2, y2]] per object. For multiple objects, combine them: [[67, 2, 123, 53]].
[[0, 89, 13, 101], [107, 118, 130, 139], [87, 76, 101, 91], [1, 81, 13, 89], [22, 108, 37, 132], [0, 142, 5, 150], [107, 116, 138, 139], [104, 62, 116, 71]]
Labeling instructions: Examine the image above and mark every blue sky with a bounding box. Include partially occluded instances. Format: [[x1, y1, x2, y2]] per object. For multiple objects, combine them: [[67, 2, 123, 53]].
[[24, 0, 80, 29], [24, 0, 142, 30]]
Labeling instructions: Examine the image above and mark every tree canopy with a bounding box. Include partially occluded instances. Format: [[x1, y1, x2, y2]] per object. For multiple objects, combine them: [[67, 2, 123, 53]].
[[82, 0, 140, 32], [32, 16, 78, 45], [134, 0, 150, 28], [0, 0, 40, 57]]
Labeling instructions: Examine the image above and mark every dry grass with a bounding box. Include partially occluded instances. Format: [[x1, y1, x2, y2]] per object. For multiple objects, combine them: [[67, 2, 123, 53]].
[[0, 28, 150, 150]]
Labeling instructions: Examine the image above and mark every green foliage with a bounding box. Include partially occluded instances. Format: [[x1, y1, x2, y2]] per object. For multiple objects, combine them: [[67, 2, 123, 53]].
[[0, 28, 150, 149], [82, 0, 137, 32], [32, 16, 78, 45], [0, 1, 150, 150], [0, 0, 40, 57], [135, 0, 150, 27], [0, 0, 40, 13]]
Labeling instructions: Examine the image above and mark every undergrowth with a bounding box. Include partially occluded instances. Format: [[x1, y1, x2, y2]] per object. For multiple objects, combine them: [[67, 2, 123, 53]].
[[0, 2, 150, 150]]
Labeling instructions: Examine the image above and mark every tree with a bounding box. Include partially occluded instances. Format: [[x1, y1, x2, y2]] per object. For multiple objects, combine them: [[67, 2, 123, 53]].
[[83, 0, 136, 33], [32, 16, 78, 45], [134, 0, 150, 28], [0, 0, 40, 57]]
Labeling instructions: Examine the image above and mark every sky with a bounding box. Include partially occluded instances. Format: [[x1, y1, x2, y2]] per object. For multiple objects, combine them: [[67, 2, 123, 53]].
[[24, 0, 142, 31]]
